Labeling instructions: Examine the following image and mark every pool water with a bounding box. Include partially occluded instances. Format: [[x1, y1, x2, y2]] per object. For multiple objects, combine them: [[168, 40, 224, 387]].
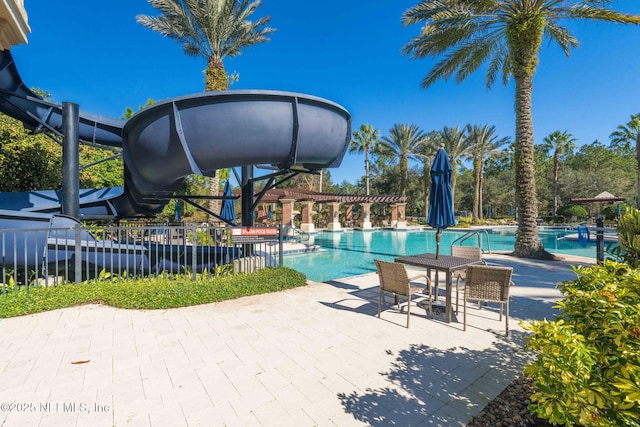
[[283, 228, 599, 282]]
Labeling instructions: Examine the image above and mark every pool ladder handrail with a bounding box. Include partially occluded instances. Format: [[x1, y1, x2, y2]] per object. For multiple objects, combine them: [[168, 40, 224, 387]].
[[450, 229, 492, 254], [283, 225, 310, 243]]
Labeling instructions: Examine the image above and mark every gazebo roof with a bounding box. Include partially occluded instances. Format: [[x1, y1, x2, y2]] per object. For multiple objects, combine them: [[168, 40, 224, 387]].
[[570, 191, 625, 204]]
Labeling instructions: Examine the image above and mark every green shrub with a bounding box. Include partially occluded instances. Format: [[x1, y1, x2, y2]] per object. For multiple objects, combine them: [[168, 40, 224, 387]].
[[601, 203, 628, 221], [609, 207, 640, 268], [0, 267, 307, 318], [522, 261, 640, 426], [556, 204, 589, 221], [455, 216, 472, 227]]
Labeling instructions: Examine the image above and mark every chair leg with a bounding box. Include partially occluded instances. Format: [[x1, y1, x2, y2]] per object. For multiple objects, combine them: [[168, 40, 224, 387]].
[[499, 302, 503, 321], [378, 289, 383, 318], [406, 296, 410, 328], [505, 300, 509, 337], [455, 277, 460, 314], [463, 290, 467, 331]]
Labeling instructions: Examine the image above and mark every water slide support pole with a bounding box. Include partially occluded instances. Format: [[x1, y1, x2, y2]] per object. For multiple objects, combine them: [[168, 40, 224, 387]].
[[241, 165, 254, 257], [62, 102, 80, 219], [241, 166, 254, 227]]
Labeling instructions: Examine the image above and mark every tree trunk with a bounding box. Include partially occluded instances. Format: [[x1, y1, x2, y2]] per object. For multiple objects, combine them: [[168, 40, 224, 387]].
[[400, 155, 408, 196], [553, 150, 559, 223], [205, 56, 229, 220], [365, 148, 370, 196], [479, 167, 484, 220], [424, 163, 430, 221], [636, 133, 640, 209], [472, 156, 482, 223], [513, 71, 546, 258]]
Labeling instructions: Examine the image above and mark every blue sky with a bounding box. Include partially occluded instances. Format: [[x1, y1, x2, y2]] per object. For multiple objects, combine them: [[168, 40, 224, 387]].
[[11, 0, 640, 185]]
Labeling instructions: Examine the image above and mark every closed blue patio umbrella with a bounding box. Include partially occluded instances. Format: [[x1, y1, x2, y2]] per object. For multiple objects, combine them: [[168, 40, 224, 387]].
[[174, 200, 181, 222], [220, 180, 236, 225], [428, 145, 457, 258]]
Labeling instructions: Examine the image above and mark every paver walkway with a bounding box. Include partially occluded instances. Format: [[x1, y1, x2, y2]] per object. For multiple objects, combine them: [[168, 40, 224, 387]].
[[0, 254, 591, 426]]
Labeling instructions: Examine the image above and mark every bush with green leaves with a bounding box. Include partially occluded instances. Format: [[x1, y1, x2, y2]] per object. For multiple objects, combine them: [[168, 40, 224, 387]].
[[601, 203, 628, 221], [522, 261, 640, 426], [609, 207, 640, 268], [556, 204, 589, 221], [0, 267, 307, 318]]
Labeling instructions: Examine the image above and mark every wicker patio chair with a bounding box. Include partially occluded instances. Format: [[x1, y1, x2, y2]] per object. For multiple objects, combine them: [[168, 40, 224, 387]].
[[463, 265, 513, 336], [451, 246, 486, 314], [374, 259, 432, 328]]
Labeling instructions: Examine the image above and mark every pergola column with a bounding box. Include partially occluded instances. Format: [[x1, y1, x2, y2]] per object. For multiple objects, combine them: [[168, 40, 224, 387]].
[[300, 200, 315, 233], [327, 202, 342, 231], [280, 198, 296, 227], [391, 203, 407, 229], [360, 203, 372, 229]]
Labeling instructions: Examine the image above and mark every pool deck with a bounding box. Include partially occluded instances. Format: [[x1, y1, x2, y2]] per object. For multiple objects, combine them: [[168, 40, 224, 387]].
[[0, 254, 595, 426]]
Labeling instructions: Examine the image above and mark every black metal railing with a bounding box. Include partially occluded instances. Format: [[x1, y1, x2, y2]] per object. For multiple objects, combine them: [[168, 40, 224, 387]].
[[0, 223, 283, 290]]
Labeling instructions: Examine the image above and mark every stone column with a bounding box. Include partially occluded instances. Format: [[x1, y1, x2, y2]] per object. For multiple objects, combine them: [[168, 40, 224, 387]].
[[280, 198, 296, 227], [300, 200, 315, 233], [327, 202, 342, 231], [391, 204, 398, 227], [393, 203, 407, 229], [360, 203, 372, 229]]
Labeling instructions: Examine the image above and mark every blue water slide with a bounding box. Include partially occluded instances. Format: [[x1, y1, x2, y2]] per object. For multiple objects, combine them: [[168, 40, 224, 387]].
[[121, 90, 351, 215], [0, 51, 125, 147], [0, 50, 352, 218]]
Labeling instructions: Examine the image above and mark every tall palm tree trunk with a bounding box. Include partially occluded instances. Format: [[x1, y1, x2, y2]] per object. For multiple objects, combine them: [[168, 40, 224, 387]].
[[553, 152, 560, 223], [513, 71, 544, 257], [472, 157, 482, 223], [205, 56, 229, 219], [400, 155, 408, 196], [479, 172, 484, 220], [636, 133, 640, 209], [423, 162, 430, 221], [365, 148, 370, 195]]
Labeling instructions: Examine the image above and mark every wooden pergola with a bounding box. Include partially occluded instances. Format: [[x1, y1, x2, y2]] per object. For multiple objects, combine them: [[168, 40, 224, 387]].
[[570, 191, 625, 205], [245, 188, 408, 231]]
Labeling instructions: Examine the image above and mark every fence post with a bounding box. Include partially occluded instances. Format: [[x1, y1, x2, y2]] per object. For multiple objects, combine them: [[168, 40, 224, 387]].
[[278, 224, 284, 267], [74, 223, 82, 283], [596, 216, 604, 265], [191, 223, 197, 281]]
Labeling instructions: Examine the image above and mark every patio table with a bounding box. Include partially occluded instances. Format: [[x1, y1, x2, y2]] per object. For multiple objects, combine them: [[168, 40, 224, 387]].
[[394, 253, 483, 323]]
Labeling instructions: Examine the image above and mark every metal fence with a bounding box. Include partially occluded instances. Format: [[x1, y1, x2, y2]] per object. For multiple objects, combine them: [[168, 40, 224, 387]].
[[0, 223, 283, 290]]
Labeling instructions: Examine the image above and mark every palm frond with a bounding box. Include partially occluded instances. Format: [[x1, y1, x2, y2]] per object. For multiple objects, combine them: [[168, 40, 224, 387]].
[[544, 22, 578, 56], [485, 40, 509, 87], [138, 0, 275, 63], [561, 4, 640, 24]]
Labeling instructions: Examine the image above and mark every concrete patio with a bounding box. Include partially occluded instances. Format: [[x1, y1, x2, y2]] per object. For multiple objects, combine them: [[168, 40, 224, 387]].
[[0, 254, 593, 426]]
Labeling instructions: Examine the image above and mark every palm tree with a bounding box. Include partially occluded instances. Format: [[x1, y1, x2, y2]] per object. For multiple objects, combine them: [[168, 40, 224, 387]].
[[137, 0, 276, 218], [350, 124, 380, 195], [377, 123, 427, 196], [402, 1, 640, 259], [610, 113, 640, 208], [436, 125, 470, 202], [465, 124, 511, 224], [541, 130, 577, 222]]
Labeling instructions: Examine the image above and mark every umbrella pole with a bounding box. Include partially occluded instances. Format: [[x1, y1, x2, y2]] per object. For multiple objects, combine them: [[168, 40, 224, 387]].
[[435, 229, 442, 259]]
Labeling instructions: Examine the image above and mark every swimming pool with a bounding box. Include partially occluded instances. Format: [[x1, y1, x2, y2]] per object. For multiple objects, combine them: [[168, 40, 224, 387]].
[[283, 228, 599, 282]]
